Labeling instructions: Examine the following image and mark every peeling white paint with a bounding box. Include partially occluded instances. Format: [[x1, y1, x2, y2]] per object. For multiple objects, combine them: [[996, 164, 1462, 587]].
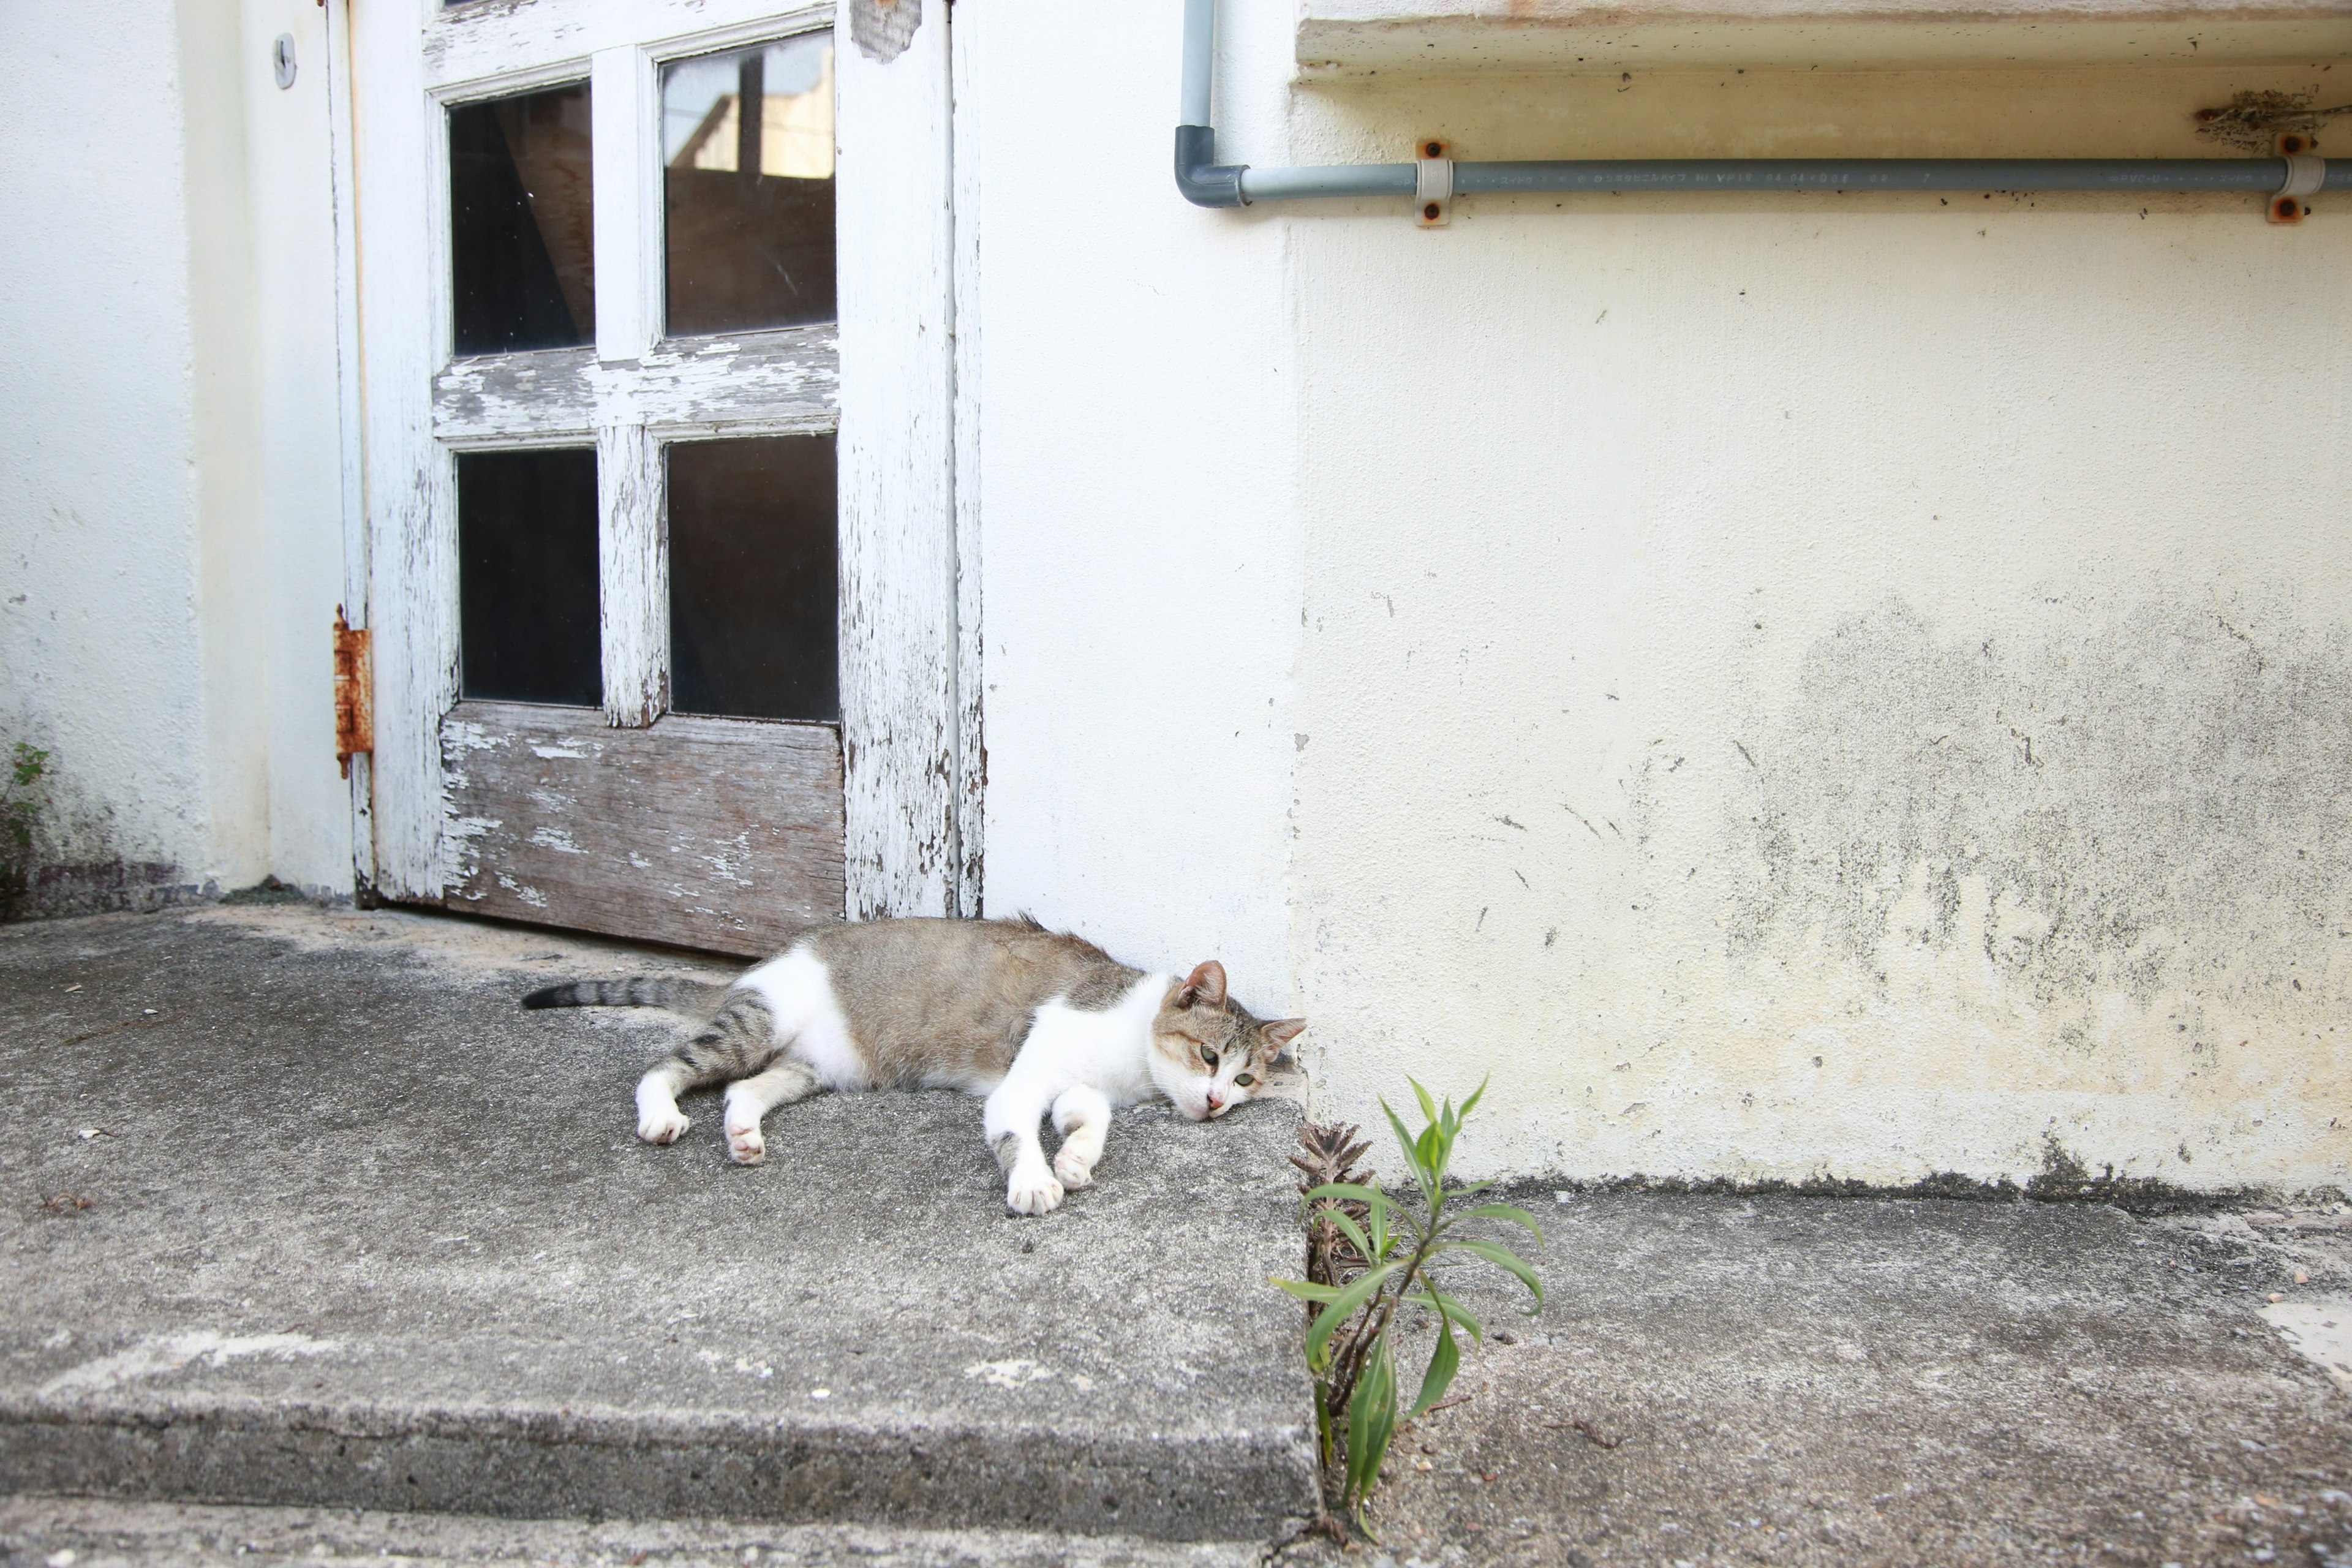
[[528, 824, 583, 854]]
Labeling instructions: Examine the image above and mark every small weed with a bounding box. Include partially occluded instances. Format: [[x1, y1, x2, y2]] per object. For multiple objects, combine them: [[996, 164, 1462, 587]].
[[1, 741, 49, 916], [1273, 1079, 1542, 1540], [221, 875, 308, 907]]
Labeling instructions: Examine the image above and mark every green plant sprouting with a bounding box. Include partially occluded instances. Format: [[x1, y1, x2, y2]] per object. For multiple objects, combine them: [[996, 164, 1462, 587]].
[[1273, 1079, 1543, 1539], [0, 741, 48, 913]]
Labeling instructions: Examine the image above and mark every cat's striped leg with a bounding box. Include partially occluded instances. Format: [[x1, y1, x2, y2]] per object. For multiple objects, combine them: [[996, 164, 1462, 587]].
[[1050, 1085, 1112, 1191], [982, 1079, 1063, 1216], [634, 991, 777, 1145], [721, 1058, 821, 1166]]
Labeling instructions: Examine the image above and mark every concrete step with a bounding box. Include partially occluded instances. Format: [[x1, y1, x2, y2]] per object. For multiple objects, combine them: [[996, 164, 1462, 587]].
[[0, 907, 1319, 1543], [0, 1496, 1265, 1567]]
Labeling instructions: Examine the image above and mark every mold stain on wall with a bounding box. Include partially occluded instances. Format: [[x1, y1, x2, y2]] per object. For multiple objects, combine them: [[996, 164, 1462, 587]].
[[1297, 590, 2352, 1193], [1728, 597, 2352, 1017]]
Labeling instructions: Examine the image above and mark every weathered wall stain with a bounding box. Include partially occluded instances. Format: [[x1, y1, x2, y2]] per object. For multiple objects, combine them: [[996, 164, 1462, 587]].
[[850, 0, 921, 64], [1728, 598, 2352, 1011]]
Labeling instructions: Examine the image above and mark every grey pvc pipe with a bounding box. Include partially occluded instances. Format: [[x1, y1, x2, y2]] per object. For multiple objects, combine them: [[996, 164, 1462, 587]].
[[1180, 0, 1214, 127], [1178, 0, 2324, 208]]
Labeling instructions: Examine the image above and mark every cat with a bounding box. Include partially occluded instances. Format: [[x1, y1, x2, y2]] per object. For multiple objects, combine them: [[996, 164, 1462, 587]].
[[522, 915, 1305, 1216]]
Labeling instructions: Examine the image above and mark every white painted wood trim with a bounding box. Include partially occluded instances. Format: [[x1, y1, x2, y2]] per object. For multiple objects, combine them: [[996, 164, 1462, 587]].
[[433, 330, 840, 443], [600, 424, 667, 727], [836, 0, 958, 921], [949, 0, 983, 918], [355, 0, 461, 902], [325, 0, 378, 892], [590, 45, 661, 365], [428, 1, 832, 96]]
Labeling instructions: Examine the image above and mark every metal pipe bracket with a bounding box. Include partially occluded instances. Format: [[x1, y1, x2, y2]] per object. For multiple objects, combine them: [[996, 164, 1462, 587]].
[[1417, 140, 1454, 227], [2271, 134, 2323, 224]]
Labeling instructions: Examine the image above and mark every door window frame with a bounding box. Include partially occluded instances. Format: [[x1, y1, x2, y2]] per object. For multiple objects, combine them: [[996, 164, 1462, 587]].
[[340, 0, 968, 926]]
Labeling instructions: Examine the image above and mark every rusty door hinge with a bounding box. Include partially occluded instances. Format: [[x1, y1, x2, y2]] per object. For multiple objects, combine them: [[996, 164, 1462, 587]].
[[334, 609, 373, 779]]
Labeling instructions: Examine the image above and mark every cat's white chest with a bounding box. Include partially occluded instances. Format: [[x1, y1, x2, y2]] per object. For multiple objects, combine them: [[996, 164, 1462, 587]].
[[1009, 971, 1166, 1104]]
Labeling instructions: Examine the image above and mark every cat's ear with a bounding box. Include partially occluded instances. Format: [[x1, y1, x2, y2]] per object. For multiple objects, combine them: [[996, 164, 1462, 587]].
[[1259, 1017, 1306, 1061], [1176, 960, 1227, 1009]]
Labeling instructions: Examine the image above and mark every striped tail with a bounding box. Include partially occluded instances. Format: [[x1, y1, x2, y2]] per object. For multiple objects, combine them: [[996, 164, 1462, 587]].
[[521, 976, 725, 1012]]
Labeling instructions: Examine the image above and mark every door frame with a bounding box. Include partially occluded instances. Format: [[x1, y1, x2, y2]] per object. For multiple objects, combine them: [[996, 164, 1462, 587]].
[[338, 0, 970, 928]]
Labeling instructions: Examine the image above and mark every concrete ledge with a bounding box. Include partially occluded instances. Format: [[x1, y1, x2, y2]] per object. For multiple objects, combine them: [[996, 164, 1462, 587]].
[[1299, 0, 2352, 73], [0, 908, 1318, 1541], [0, 1495, 1268, 1567], [0, 1398, 1310, 1536]]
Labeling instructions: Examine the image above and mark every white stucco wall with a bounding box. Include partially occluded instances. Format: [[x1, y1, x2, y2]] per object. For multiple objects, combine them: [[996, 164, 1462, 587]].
[[960, 2, 1304, 998], [967, 9, 2351, 1192], [0, 1, 352, 911], [0, 2, 216, 907]]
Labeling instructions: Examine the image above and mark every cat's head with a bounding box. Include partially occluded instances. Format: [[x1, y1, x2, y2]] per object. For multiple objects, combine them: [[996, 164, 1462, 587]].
[[1150, 960, 1305, 1122]]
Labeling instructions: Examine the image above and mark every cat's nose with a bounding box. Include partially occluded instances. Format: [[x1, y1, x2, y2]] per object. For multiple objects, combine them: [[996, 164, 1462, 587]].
[[1205, 1091, 1225, 1113]]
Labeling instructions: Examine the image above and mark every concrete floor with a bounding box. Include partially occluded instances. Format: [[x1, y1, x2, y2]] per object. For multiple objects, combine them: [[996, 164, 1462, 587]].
[[1278, 1194, 2352, 1567], [2, 903, 2348, 1567], [0, 905, 1317, 1542]]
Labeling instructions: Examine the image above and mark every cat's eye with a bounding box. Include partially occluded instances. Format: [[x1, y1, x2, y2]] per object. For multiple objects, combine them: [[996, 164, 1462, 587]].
[[1201, 1049, 1218, 1070], [1234, 1074, 1255, 1087]]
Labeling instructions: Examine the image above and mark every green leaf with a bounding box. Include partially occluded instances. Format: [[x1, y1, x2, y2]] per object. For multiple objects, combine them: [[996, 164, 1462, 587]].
[[1409, 1077, 1439, 1126], [1303, 1262, 1400, 1370], [1301, 1182, 1400, 1213], [1438, 1238, 1546, 1309], [1404, 1309, 1460, 1421], [1458, 1075, 1489, 1124], [1319, 1208, 1377, 1265], [1270, 1276, 1346, 1303], [1416, 1284, 1484, 1346], [1346, 1328, 1397, 1510], [1453, 1202, 1545, 1242], [1381, 1101, 1436, 1200], [1305, 1183, 1419, 1253]]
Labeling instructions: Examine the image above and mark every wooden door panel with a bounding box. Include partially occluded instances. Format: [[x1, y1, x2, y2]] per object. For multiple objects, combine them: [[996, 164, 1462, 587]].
[[440, 699, 844, 955]]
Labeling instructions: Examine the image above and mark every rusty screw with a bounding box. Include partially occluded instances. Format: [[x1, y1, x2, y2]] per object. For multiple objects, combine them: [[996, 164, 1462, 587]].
[[1423, 202, 1442, 221], [2275, 197, 2302, 220], [1425, 141, 1444, 158], [2282, 134, 2310, 155]]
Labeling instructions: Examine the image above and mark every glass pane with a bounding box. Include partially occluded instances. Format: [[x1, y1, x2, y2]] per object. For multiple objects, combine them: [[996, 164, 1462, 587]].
[[451, 83, 594, 355], [458, 448, 601, 707], [662, 34, 835, 337], [668, 436, 837, 722]]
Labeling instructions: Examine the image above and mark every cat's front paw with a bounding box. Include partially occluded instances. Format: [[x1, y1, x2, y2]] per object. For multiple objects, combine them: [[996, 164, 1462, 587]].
[[1052, 1148, 1095, 1190], [726, 1125, 766, 1164], [1005, 1171, 1065, 1216], [638, 1108, 691, 1144]]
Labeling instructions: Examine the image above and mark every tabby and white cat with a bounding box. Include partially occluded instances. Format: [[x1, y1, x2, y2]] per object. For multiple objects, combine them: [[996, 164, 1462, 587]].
[[524, 916, 1305, 1216]]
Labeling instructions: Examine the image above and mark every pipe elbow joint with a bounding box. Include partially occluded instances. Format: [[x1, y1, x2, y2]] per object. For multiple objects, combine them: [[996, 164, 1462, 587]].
[[1175, 125, 1248, 208]]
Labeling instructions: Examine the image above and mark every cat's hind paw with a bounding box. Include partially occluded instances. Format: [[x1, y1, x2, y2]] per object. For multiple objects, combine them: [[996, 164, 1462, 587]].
[[726, 1125, 766, 1164], [638, 1108, 691, 1145], [1052, 1148, 1095, 1190], [1005, 1172, 1065, 1216]]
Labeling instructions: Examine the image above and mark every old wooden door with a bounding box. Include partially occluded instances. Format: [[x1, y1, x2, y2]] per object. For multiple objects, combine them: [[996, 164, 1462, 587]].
[[346, 0, 967, 954]]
